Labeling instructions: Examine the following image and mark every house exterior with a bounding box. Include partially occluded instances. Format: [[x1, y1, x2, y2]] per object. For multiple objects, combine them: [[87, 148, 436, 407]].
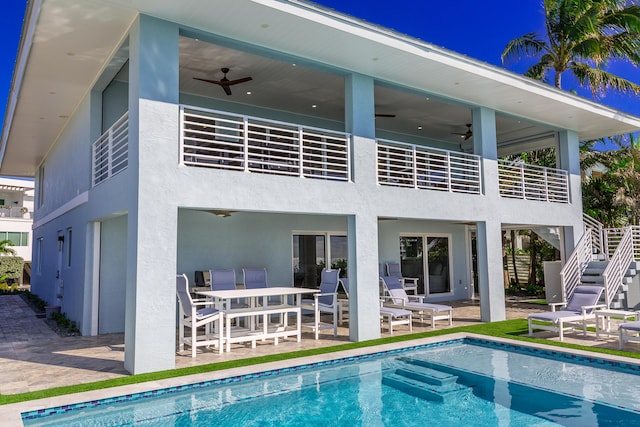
[[0, 177, 33, 283], [2, 0, 640, 374]]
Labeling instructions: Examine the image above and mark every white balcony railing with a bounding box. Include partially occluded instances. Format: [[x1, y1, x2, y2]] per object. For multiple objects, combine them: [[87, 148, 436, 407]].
[[92, 112, 129, 187], [498, 160, 569, 203], [376, 140, 482, 194], [180, 107, 351, 182]]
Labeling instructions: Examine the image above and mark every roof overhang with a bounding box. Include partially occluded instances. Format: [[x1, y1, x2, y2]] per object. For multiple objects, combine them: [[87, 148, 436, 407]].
[[2, 0, 640, 177]]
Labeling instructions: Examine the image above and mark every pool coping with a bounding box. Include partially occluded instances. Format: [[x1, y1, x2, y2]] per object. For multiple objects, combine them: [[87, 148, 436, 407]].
[[4, 332, 640, 425]]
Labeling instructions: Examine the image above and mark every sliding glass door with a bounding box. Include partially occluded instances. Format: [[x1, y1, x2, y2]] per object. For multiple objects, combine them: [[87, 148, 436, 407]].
[[293, 233, 347, 288], [400, 234, 452, 296]]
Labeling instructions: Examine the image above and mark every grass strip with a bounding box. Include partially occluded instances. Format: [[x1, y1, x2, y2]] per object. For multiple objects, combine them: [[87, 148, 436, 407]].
[[2, 318, 639, 405]]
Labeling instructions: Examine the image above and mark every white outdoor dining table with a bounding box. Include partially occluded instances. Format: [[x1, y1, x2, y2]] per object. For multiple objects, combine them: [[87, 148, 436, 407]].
[[197, 287, 318, 352]]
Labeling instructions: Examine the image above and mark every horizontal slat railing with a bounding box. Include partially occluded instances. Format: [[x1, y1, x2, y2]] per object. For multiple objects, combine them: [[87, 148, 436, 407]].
[[377, 140, 481, 194], [92, 112, 129, 187], [181, 107, 350, 181], [498, 160, 569, 203]]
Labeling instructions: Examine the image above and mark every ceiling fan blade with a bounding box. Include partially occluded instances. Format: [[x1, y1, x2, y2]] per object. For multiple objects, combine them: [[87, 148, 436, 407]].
[[222, 85, 232, 96], [375, 113, 396, 118], [193, 77, 224, 85], [224, 76, 253, 86]]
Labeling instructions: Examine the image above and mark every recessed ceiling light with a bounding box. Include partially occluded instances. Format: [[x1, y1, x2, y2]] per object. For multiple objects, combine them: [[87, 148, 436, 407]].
[[417, 126, 423, 130], [49, 91, 56, 95], [66, 52, 75, 56], [246, 91, 252, 95], [425, 97, 430, 101], [292, 63, 297, 67], [261, 24, 269, 29], [372, 57, 379, 61], [312, 104, 317, 108], [58, 115, 69, 119]]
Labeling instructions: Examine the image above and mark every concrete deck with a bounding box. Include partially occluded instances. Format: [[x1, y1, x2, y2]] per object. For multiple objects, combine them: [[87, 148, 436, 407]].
[[0, 294, 633, 396]]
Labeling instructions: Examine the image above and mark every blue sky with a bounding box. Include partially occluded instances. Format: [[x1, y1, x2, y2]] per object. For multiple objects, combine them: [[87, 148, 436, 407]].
[[1, 0, 638, 129]]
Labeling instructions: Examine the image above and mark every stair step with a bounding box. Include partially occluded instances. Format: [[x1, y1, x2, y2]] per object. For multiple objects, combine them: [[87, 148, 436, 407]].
[[581, 276, 604, 284], [625, 269, 636, 277], [395, 364, 458, 387], [583, 268, 606, 275], [587, 261, 609, 269], [383, 373, 471, 403]]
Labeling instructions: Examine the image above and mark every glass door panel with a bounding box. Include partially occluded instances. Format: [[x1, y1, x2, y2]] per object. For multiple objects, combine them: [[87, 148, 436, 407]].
[[399, 236, 424, 293], [329, 235, 347, 276], [292, 235, 325, 288], [426, 236, 451, 294]]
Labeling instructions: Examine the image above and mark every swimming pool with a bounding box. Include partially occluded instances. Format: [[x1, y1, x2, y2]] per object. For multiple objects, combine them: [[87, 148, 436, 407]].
[[21, 337, 640, 426]]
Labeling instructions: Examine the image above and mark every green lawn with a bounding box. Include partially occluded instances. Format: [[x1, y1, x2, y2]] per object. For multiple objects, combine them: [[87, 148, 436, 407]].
[[2, 318, 639, 405]]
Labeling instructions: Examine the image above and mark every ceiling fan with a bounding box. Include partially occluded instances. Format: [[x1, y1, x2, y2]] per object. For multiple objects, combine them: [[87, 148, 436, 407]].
[[375, 113, 396, 118], [193, 67, 252, 96], [452, 123, 473, 140]]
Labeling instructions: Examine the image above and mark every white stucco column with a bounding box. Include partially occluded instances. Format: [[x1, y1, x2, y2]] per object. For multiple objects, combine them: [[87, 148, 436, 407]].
[[347, 214, 381, 341], [557, 130, 584, 257], [344, 73, 380, 341], [472, 107, 505, 321], [476, 220, 506, 321], [124, 15, 180, 374]]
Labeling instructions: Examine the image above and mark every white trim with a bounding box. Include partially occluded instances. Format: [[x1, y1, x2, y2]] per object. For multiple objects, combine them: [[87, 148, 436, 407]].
[[32, 192, 89, 229]]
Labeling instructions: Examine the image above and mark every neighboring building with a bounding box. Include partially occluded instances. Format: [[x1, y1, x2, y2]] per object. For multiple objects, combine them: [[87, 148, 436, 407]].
[[0, 177, 33, 284], [1, 0, 639, 374]]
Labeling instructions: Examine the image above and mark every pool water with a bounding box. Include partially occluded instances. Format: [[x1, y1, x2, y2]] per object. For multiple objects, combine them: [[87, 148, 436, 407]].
[[22, 338, 640, 426]]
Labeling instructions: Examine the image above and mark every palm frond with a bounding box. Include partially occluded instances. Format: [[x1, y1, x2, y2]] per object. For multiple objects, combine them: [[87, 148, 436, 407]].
[[501, 33, 546, 65], [570, 62, 640, 96]]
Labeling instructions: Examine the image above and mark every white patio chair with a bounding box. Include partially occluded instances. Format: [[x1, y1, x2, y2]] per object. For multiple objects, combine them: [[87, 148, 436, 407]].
[[528, 285, 605, 341], [380, 275, 453, 328], [176, 274, 223, 357], [386, 262, 419, 295], [301, 268, 340, 339]]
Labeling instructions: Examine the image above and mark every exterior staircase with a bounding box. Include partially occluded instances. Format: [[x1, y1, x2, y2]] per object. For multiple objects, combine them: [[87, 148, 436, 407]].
[[560, 214, 640, 309]]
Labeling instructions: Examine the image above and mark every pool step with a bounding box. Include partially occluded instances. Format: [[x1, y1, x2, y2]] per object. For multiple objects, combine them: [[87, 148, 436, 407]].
[[383, 372, 471, 403], [395, 364, 458, 388]]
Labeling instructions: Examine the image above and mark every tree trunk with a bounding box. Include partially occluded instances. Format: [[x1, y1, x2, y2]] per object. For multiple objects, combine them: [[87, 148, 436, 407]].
[[510, 230, 519, 285], [529, 231, 538, 286]]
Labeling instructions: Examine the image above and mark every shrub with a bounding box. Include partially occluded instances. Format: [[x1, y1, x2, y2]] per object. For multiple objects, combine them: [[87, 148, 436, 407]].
[[50, 312, 80, 335], [0, 256, 24, 281]]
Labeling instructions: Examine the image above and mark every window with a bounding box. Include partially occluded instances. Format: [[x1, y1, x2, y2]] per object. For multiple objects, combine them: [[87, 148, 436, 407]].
[[399, 234, 452, 296], [66, 228, 72, 267], [0, 231, 29, 246], [36, 237, 43, 274]]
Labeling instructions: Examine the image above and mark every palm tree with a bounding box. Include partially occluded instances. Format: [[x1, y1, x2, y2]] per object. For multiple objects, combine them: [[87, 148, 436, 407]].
[[0, 239, 16, 256], [502, 0, 640, 95]]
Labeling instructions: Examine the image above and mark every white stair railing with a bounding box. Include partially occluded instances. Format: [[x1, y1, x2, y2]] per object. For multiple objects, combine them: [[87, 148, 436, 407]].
[[560, 231, 593, 302], [601, 227, 634, 308], [583, 213, 605, 257]]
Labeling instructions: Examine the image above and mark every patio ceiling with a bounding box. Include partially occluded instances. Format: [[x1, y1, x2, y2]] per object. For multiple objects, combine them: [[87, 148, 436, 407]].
[[2, 0, 640, 177]]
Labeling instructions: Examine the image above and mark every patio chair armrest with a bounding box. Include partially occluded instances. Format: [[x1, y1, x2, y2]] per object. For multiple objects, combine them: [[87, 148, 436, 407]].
[[192, 299, 213, 306], [581, 304, 607, 315], [548, 302, 566, 312], [380, 296, 406, 306], [401, 277, 419, 285]]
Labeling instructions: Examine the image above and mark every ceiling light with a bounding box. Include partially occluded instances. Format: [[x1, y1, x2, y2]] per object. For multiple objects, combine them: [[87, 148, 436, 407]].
[[372, 57, 379, 61], [312, 104, 317, 108], [246, 91, 252, 95], [417, 126, 423, 130], [292, 63, 297, 67], [261, 24, 269, 29], [66, 52, 75, 56]]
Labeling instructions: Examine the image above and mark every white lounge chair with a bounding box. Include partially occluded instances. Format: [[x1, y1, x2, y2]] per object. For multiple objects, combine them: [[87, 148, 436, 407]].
[[528, 285, 605, 341], [176, 274, 223, 357], [386, 262, 419, 295], [380, 275, 453, 328], [618, 321, 640, 349]]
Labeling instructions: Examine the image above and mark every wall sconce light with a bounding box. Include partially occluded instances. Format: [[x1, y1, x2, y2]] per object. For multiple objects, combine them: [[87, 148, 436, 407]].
[[57, 235, 64, 251]]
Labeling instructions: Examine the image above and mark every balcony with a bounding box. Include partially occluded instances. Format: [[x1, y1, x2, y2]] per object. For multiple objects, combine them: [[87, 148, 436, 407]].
[[92, 112, 129, 187], [376, 139, 482, 194], [497, 160, 569, 203], [90, 106, 572, 206], [180, 107, 350, 182]]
